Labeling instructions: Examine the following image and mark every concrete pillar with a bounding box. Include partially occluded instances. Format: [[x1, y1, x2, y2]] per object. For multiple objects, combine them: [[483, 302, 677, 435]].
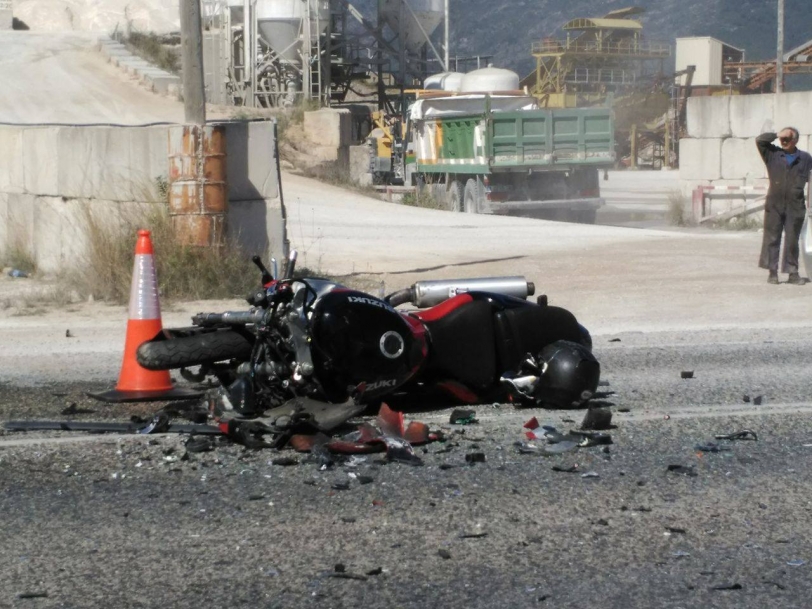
[[167, 125, 227, 247]]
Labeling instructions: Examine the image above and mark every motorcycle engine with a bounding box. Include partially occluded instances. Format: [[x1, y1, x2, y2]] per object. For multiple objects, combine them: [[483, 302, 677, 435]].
[[309, 290, 426, 402]]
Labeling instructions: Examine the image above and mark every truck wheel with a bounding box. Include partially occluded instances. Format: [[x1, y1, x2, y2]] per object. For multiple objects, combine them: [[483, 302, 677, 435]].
[[463, 179, 482, 214], [447, 181, 464, 212]]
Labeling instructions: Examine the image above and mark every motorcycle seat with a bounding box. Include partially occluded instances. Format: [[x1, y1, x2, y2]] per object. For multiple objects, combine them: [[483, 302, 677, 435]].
[[419, 299, 497, 391]]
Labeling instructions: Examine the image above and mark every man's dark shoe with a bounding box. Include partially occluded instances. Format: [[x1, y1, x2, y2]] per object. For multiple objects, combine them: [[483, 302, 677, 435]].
[[788, 272, 805, 285], [768, 272, 779, 284]]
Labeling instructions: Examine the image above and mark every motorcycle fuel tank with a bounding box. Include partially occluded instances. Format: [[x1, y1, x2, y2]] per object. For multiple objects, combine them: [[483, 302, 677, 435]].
[[309, 290, 427, 402]]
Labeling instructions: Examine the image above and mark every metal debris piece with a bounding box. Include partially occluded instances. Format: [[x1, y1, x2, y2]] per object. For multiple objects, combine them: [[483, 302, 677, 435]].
[[460, 532, 488, 539], [787, 559, 806, 567], [552, 464, 579, 473], [680, 371, 694, 379], [438, 549, 451, 560], [366, 567, 383, 576], [581, 471, 600, 479], [714, 430, 758, 441], [753, 395, 764, 405], [743, 395, 751, 403], [608, 338, 621, 342], [16, 592, 48, 599], [450, 409, 478, 425], [666, 527, 687, 534]]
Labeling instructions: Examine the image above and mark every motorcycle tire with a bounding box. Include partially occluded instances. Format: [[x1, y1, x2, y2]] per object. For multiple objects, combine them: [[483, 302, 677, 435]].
[[136, 329, 253, 371]]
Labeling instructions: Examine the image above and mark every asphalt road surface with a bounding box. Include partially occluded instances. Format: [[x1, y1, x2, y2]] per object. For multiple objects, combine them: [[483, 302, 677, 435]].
[[1, 323, 811, 609]]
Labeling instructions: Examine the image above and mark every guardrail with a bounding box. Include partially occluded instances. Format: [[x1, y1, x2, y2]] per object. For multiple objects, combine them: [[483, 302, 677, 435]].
[[691, 185, 768, 224]]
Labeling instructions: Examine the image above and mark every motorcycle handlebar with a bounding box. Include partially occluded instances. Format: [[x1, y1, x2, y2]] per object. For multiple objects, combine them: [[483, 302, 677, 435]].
[[193, 309, 265, 326]]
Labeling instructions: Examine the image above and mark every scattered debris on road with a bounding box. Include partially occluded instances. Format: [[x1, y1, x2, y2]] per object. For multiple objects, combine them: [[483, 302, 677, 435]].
[[715, 429, 758, 441], [449, 409, 478, 425], [680, 370, 694, 379], [580, 407, 613, 431], [666, 464, 697, 477]]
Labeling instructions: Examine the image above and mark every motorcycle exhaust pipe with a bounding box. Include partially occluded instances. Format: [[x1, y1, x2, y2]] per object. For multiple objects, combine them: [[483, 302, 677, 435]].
[[387, 276, 535, 308]]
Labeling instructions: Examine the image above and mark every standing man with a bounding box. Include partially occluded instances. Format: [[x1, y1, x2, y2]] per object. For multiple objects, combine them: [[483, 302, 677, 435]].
[[756, 127, 812, 284]]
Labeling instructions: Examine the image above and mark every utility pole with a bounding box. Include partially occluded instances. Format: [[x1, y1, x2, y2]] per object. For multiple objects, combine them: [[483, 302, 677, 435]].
[[776, 0, 784, 93], [444, 0, 449, 71], [180, 0, 206, 124]]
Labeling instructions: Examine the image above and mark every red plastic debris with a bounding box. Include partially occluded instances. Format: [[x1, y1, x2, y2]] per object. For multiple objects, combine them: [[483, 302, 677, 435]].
[[523, 417, 540, 430]]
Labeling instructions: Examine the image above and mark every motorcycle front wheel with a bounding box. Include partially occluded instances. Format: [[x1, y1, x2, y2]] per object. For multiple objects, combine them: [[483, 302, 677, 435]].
[[137, 329, 253, 371]]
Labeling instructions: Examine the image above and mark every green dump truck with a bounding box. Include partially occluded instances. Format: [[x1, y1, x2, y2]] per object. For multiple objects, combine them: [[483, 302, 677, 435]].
[[395, 94, 615, 223]]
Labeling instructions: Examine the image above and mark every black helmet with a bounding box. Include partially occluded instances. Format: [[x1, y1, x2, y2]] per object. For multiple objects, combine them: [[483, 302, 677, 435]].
[[534, 340, 600, 408]]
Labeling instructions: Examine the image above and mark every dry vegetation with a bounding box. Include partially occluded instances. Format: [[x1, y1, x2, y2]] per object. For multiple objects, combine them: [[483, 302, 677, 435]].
[[68, 182, 257, 304]]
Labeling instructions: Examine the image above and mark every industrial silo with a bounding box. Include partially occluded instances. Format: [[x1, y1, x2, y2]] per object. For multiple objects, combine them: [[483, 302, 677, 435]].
[[379, 0, 444, 52]]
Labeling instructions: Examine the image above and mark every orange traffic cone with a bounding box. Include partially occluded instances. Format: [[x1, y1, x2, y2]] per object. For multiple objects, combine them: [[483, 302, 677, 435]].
[[90, 230, 202, 403]]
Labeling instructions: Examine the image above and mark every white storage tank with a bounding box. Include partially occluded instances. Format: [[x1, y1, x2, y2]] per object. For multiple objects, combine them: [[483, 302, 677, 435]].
[[460, 67, 520, 93], [380, 0, 444, 52], [424, 72, 464, 91], [256, 0, 330, 62]]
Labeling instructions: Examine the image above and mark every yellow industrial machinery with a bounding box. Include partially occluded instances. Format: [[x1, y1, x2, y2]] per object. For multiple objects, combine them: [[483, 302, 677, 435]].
[[367, 110, 406, 184], [522, 7, 670, 108]]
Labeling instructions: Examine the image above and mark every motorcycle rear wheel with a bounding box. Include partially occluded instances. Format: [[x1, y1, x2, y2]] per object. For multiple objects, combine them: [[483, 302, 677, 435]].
[[137, 329, 253, 371]]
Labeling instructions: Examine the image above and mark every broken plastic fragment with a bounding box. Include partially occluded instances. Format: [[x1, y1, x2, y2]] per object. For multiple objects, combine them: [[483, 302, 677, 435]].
[[438, 549, 451, 560], [753, 395, 764, 406], [552, 464, 579, 473], [667, 464, 697, 477], [695, 443, 731, 453], [581, 471, 600, 479], [787, 559, 806, 567], [680, 371, 694, 379], [580, 408, 613, 431], [465, 452, 486, 464], [523, 417, 540, 430]]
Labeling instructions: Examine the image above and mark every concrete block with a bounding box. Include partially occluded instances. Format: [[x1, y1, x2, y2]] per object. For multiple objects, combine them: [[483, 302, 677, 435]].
[[56, 127, 98, 199], [774, 91, 812, 135], [4, 193, 36, 258], [304, 109, 352, 149], [721, 137, 766, 181], [729, 94, 775, 138], [679, 138, 722, 181], [678, 179, 712, 201], [349, 144, 372, 186], [128, 125, 171, 192], [0, 193, 7, 254], [686, 96, 731, 139], [33, 196, 69, 272], [0, 0, 12, 30], [92, 128, 137, 201], [224, 198, 286, 267], [145, 74, 180, 95], [0, 127, 25, 193], [22, 127, 60, 196], [224, 121, 279, 201]]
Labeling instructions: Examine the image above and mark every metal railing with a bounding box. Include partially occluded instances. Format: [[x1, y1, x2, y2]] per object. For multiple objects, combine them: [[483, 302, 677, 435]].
[[532, 39, 670, 57]]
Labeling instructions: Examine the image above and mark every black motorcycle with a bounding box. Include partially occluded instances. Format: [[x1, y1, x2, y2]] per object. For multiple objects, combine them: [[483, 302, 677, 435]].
[[136, 252, 599, 417]]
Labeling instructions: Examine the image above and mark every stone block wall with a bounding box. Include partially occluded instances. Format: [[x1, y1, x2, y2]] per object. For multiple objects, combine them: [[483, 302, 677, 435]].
[[0, 0, 11, 29], [680, 91, 812, 217], [0, 120, 286, 272]]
